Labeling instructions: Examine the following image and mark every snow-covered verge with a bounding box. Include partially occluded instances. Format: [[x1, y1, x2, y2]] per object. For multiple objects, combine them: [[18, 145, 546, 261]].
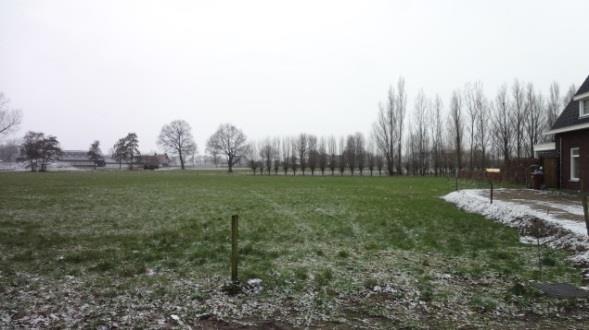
[[443, 189, 589, 277], [0, 162, 85, 172], [0, 162, 28, 172]]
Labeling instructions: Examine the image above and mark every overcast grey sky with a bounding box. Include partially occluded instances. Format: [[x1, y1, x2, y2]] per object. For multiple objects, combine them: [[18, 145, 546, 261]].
[[1, 0, 588, 153]]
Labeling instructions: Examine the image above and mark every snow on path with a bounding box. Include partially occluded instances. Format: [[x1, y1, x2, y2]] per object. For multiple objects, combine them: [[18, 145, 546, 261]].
[[529, 200, 586, 217], [442, 189, 589, 276]]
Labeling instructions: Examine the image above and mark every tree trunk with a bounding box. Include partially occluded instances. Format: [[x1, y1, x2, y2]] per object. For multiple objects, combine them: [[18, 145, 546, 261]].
[[179, 150, 185, 170]]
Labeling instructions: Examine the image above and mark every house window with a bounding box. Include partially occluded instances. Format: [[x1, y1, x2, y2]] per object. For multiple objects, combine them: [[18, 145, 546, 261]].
[[570, 147, 580, 181], [581, 99, 589, 117]]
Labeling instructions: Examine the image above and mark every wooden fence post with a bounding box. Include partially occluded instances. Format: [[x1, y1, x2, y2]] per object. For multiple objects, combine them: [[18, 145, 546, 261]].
[[231, 214, 239, 283], [484, 168, 500, 203]]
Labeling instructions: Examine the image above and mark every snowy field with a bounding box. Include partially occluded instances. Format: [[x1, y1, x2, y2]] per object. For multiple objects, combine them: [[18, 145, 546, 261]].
[[1, 173, 589, 328]]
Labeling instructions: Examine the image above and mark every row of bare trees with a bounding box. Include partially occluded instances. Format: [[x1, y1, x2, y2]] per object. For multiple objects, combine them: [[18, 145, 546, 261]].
[[240, 77, 575, 176], [246, 133, 387, 176], [372, 78, 576, 176]]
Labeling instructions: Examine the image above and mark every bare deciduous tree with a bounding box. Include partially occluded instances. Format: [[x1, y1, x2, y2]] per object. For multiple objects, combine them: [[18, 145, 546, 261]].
[[307, 135, 318, 175], [158, 120, 196, 170], [431, 95, 444, 175], [465, 82, 483, 170], [511, 80, 526, 159], [296, 133, 309, 175], [247, 143, 260, 175], [0, 93, 22, 137], [338, 137, 346, 176], [318, 137, 328, 176], [366, 147, 375, 176], [449, 90, 464, 171], [373, 87, 397, 176], [259, 138, 274, 175], [272, 137, 281, 175], [344, 134, 357, 175], [524, 83, 544, 157], [493, 85, 512, 162], [290, 139, 298, 175], [375, 153, 384, 176], [476, 94, 489, 169], [395, 77, 407, 174], [281, 137, 291, 175], [206, 123, 248, 173], [355, 133, 365, 175], [546, 82, 561, 130], [328, 135, 337, 175], [413, 90, 430, 175]]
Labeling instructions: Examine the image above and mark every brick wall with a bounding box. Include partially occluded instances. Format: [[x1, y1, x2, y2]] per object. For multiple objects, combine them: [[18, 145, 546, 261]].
[[556, 128, 589, 192]]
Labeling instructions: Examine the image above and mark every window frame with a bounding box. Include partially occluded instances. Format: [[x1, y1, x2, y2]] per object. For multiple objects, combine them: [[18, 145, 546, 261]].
[[570, 147, 580, 182], [580, 99, 589, 118]]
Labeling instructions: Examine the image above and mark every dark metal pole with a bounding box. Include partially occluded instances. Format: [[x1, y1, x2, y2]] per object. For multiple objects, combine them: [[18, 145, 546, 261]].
[[455, 170, 458, 191]]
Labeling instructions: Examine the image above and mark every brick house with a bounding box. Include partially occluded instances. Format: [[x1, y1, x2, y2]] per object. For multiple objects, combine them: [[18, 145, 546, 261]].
[[141, 153, 170, 169], [545, 74, 589, 192]]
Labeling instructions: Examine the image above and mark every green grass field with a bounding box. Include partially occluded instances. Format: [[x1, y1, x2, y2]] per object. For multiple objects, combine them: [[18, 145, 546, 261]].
[[1, 171, 587, 328]]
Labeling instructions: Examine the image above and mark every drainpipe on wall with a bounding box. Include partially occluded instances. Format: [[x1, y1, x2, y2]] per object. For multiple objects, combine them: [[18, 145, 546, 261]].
[[559, 136, 562, 189]]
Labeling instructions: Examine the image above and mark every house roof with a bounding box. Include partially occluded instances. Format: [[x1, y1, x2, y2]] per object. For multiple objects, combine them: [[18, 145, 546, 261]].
[[60, 150, 91, 161], [141, 153, 169, 164], [548, 74, 589, 133], [577, 74, 589, 96]]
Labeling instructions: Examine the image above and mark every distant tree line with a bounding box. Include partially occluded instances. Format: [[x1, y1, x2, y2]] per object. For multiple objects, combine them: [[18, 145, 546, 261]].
[[246, 132, 385, 176], [241, 77, 575, 176], [0, 77, 576, 174]]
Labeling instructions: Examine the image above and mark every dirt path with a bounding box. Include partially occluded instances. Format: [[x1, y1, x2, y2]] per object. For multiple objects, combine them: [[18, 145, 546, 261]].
[[479, 189, 586, 223]]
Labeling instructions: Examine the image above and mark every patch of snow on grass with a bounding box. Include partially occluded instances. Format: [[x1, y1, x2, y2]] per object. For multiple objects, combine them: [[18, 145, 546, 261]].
[[443, 189, 589, 275], [532, 200, 586, 217]]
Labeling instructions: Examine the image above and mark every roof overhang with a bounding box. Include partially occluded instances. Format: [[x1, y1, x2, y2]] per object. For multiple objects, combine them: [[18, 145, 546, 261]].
[[533, 142, 556, 152], [573, 92, 589, 101], [544, 122, 589, 135]]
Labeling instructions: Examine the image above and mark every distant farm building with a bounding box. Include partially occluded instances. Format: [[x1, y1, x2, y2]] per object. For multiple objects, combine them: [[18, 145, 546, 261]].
[[59, 150, 104, 168], [141, 153, 170, 169]]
